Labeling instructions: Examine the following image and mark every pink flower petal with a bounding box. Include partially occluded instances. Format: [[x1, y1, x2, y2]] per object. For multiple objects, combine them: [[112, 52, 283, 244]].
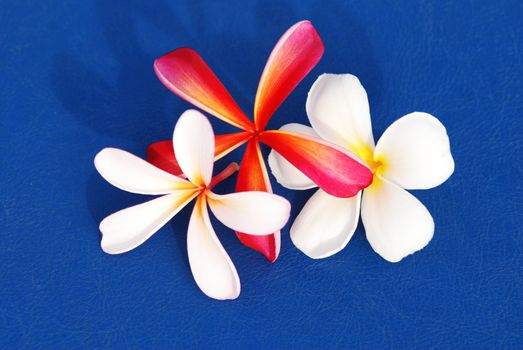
[[267, 123, 319, 190], [254, 21, 324, 131], [154, 48, 254, 131], [259, 130, 373, 198]]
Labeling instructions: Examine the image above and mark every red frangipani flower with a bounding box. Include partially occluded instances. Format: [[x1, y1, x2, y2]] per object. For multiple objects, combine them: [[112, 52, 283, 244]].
[[147, 21, 373, 262]]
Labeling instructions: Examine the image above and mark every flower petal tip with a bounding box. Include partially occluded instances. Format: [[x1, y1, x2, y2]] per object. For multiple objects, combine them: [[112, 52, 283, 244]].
[[362, 176, 435, 263], [173, 109, 215, 186], [188, 196, 241, 300], [290, 190, 361, 259], [266, 252, 279, 263], [260, 242, 281, 263], [237, 231, 281, 263]]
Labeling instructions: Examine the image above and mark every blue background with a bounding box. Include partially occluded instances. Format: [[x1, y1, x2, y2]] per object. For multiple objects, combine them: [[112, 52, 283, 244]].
[[2, 0, 522, 348]]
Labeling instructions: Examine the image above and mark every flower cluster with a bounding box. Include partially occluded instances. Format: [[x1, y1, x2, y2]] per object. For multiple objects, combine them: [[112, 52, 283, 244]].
[[94, 21, 454, 300]]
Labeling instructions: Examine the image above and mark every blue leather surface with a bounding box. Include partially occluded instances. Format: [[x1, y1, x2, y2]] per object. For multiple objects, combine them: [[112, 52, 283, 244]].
[[1, 0, 522, 348]]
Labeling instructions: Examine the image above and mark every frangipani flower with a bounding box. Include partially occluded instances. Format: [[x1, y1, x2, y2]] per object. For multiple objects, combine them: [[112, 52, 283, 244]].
[[95, 109, 291, 300], [146, 21, 373, 262], [269, 74, 454, 262]]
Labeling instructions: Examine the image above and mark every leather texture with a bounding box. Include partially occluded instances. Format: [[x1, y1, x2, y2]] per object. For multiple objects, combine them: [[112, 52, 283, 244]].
[[1, 0, 522, 348]]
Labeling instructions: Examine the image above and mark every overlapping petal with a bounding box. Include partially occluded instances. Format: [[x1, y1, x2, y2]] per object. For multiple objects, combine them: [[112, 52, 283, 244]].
[[146, 132, 251, 176], [207, 191, 290, 235], [306, 74, 375, 162], [235, 139, 280, 262], [214, 132, 252, 159], [267, 123, 317, 190], [100, 190, 199, 254], [361, 175, 434, 263], [374, 112, 455, 190], [173, 110, 215, 186], [254, 21, 324, 131], [146, 140, 183, 176], [260, 130, 373, 198], [291, 189, 361, 259], [187, 195, 241, 300], [154, 48, 254, 131], [95, 148, 194, 194]]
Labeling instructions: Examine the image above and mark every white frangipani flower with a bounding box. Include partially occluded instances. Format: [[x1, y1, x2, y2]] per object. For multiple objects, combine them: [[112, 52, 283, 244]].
[[268, 74, 454, 262], [95, 109, 290, 300]]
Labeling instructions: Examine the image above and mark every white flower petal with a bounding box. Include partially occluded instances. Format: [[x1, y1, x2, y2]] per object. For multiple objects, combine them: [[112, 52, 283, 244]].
[[374, 112, 454, 190], [361, 176, 434, 263], [291, 189, 361, 259], [267, 123, 318, 190], [100, 189, 198, 254], [94, 148, 194, 195], [306, 74, 375, 155], [173, 109, 215, 186], [187, 196, 240, 300], [207, 191, 290, 235]]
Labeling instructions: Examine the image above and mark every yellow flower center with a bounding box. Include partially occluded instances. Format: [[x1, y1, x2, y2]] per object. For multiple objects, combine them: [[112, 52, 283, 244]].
[[350, 143, 383, 174], [349, 142, 386, 189]]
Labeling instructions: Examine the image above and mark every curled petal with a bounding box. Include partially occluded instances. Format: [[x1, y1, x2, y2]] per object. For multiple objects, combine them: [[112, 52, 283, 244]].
[[95, 148, 194, 194], [260, 130, 373, 198], [235, 139, 280, 262], [173, 110, 215, 187], [147, 132, 251, 176], [291, 189, 361, 259], [268, 123, 318, 190], [207, 191, 290, 235], [375, 112, 454, 190], [361, 176, 434, 263], [154, 48, 254, 131], [254, 21, 324, 131], [100, 190, 199, 254], [187, 195, 240, 300], [307, 74, 375, 161]]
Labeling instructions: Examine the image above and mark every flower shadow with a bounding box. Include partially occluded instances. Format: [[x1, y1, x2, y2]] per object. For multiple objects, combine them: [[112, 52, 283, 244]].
[[50, 0, 197, 271]]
